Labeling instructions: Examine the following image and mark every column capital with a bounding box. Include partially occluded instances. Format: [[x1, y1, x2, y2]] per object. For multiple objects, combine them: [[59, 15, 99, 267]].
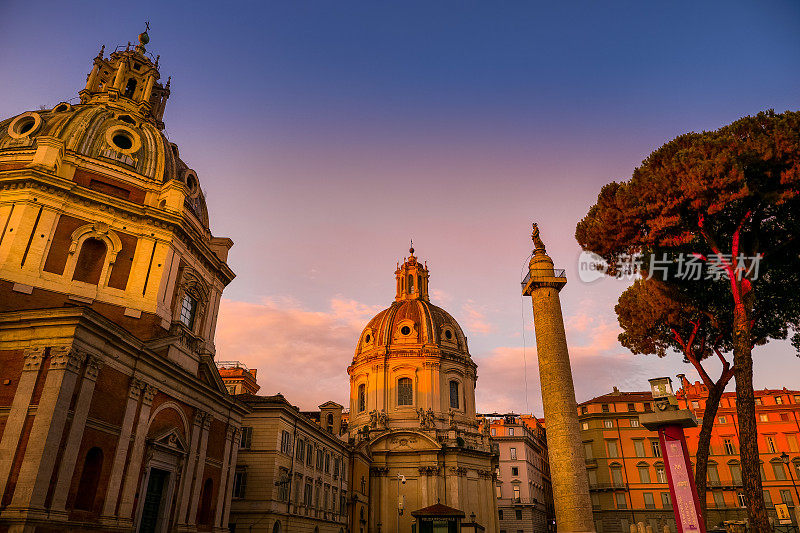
[[142, 383, 158, 405], [49, 345, 86, 372], [194, 409, 211, 428], [84, 354, 104, 380], [22, 346, 46, 371]]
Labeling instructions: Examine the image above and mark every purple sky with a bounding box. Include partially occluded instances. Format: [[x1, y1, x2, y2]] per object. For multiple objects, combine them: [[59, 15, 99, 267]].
[[2, 1, 799, 413]]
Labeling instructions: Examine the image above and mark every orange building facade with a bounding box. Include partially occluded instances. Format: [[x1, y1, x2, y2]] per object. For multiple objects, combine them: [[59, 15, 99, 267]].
[[579, 384, 800, 532]]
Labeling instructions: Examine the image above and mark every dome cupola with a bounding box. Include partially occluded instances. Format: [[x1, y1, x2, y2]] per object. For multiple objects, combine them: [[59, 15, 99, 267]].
[[395, 244, 430, 301]]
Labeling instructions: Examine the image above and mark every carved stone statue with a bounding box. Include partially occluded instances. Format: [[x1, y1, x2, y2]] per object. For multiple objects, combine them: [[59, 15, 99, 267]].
[[531, 222, 546, 252], [369, 409, 378, 428], [377, 410, 388, 427]]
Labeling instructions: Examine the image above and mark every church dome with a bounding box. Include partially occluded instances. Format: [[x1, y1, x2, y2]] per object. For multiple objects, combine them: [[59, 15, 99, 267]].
[[353, 248, 470, 361], [0, 36, 210, 229]]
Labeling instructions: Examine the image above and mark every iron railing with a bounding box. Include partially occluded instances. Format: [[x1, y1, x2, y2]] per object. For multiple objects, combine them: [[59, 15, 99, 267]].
[[521, 269, 566, 289]]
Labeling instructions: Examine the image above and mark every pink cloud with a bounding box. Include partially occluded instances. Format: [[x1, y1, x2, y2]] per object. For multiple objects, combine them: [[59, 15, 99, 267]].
[[215, 297, 382, 410], [461, 300, 494, 335]]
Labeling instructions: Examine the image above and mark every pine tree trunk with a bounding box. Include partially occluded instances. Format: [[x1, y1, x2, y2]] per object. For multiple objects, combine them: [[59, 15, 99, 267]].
[[694, 383, 725, 522], [732, 309, 770, 532]]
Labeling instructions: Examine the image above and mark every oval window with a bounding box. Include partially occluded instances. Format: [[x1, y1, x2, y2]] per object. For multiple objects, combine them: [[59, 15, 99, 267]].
[[445, 330, 453, 340], [112, 133, 133, 150], [365, 334, 371, 343], [400, 325, 411, 335], [8, 113, 41, 138]]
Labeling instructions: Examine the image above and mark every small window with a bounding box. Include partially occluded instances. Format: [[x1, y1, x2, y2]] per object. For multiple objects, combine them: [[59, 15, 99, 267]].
[[180, 294, 198, 328], [581, 422, 589, 430], [604, 420, 613, 428], [445, 329, 453, 340], [759, 414, 769, 422], [357, 384, 366, 412], [233, 468, 247, 498], [364, 333, 371, 343], [723, 438, 736, 455], [511, 466, 519, 476], [719, 416, 727, 424], [400, 325, 411, 335], [515, 509, 522, 520], [449, 380, 460, 409], [397, 377, 413, 406], [240, 427, 253, 449], [510, 447, 517, 460], [72, 238, 107, 285], [602, 404, 609, 413], [775, 396, 783, 405], [123, 78, 137, 98], [630, 419, 640, 428], [627, 403, 635, 411], [326, 413, 334, 433], [651, 440, 662, 457], [508, 427, 514, 436]]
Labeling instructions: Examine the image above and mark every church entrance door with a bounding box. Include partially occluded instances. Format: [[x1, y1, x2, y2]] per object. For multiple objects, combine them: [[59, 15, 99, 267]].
[[138, 468, 170, 533]]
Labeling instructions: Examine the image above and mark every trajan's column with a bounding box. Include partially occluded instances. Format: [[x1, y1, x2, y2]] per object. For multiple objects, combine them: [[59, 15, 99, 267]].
[[522, 224, 595, 533]]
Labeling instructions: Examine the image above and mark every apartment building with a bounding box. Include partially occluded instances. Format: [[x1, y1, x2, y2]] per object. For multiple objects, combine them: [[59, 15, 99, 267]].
[[579, 384, 800, 533], [227, 394, 350, 533], [486, 414, 555, 533]]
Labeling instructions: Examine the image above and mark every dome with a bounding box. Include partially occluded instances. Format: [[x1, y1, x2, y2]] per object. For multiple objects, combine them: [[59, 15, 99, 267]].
[[0, 40, 211, 229], [353, 249, 470, 361], [355, 298, 469, 360], [0, 105, 185, 183]]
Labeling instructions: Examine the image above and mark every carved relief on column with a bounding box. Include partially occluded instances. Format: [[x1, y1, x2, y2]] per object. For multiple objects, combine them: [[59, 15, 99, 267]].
[[187, 410, 212, 524], [418, 466, 440, 476], [22, 346, 46, 372], [48, 345, 86, 373], [84, 354, 104, 381], [141, 383, 158, 405]]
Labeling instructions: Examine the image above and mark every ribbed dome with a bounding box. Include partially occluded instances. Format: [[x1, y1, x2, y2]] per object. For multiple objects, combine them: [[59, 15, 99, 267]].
[[0, 105, 183, 183], [354, 298, 470, 360]]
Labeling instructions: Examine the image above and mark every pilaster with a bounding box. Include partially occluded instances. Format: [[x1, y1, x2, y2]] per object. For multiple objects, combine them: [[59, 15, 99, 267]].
[[9, 345, 85, 512], [214, 426, 239, 531], [50, 354, 104, 516], [186, 412, 212, 525], [175, 409, 205, 527], [117, 382, 157, 519], [100, 377, 145, 521], [0, 347, 44, 495]]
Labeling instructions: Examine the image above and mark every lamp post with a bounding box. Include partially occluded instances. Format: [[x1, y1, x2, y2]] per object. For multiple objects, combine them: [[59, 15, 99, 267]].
[[781, 452, 800, 525], [640, 377, 705, 533]]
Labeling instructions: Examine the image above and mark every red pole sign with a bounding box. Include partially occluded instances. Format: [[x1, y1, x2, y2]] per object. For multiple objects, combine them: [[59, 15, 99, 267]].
[[659, 424, 706, 533]]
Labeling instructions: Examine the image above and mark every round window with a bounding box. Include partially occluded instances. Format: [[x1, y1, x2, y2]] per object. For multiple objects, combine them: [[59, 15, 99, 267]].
[[53, 103, 71, 113], [112, 133, 133, 150], [8, 113, 42, 139], [105, 126, 141, 154], [445, 330, 453, 340], [400, 326, 411, 335]]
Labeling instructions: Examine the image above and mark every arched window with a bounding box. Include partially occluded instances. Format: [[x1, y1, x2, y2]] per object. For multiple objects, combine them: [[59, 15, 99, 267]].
[[357, 384, 366, 412], [449, 380, 460, 409], [197, 478, 214, 525], [74, 447, 104, 511], [327, 413, 334, 433], [272, 520, 282, 533], [407, 274, 414, 293], [124, 78, 137, 98], [72, 238, 107, 285], [397, 378, 413, 406]]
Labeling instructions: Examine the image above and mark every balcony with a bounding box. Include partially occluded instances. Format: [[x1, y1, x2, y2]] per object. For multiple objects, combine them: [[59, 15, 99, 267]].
[[589, 482, 627, 491], [521, 269, 567, 290]]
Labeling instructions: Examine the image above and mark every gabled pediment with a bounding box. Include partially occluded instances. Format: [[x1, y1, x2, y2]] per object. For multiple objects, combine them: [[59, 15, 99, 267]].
[[198, 354, 228, 395], [150, 427, 188, 454]]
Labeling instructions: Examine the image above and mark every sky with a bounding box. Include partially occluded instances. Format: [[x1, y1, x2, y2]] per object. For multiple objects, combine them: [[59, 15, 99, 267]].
[[2, 1, 799, 414]]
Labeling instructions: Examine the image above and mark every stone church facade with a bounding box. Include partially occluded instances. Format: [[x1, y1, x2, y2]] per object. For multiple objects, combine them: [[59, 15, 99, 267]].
[[347, 249, 500, 533], [0, 31, 246, 532]]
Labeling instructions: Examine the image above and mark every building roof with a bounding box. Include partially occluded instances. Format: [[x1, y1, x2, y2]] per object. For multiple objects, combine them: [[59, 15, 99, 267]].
[[581, 390, 653, 405], [411, 503, 466, 518]]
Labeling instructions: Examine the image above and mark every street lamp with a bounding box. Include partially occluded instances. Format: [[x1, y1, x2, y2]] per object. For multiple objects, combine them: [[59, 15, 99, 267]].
[[781, 452, 800, 510]]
